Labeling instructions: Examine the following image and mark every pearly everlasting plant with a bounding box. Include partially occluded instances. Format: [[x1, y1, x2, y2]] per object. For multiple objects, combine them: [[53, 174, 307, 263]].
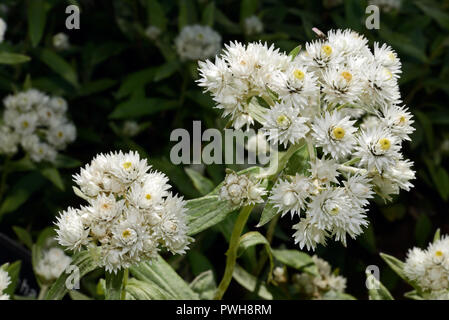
[[0, 89, 76, 163], [0, 268, 11, 300], [198, 29, 416, 251], [175, 25, 222, 61], [55, 151, 193, 273]]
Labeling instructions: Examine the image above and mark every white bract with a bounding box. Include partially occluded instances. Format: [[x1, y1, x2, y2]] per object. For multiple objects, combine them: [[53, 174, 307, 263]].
[[403, 235, 449, 298], [35, 247, 72, 283], [198, 28, 415, 250], [0, 89, 76, 163], [0, 268, 11, 300], [55, 151, 193, 273], [175, 25, 221, 61]]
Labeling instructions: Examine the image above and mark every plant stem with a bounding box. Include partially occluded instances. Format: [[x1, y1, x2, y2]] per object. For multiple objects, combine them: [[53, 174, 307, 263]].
[[37, 285, 48, 300], [254, 213, 279, 277], [214, 205, 254, 300], [306, 139, 316, 162]]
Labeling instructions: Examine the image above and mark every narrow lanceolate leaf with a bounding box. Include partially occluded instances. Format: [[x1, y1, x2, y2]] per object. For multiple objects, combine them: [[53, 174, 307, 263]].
[[125, 278, 174, 300], [105, 269, 125, 300], [271, 249, 318, 276], [257, 201, 279, 227], [433, 228, 441, 243], [232, 264, 273, 300], [186, 195, 239, 236], [379, 253, 408, 283], [130, 255, 198, 300], [0, 52, 31, 65], [237, 231, 274, 279], [366, 271, 394, 300], [46, 251, 99, 300], [288, 45, 302, 59], [189, 270, 217, 300], [12, 226, 33, 250], [40, 167, 65, 191], [36, 49, 79, 87], [185, 168, 215, 196], [27, 0, 47, 47]]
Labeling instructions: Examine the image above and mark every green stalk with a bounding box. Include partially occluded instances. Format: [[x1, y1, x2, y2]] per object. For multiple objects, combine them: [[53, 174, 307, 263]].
[[214, 205, 254, 300], [37, 285, 48, 300], [105, 268, 126, 300]]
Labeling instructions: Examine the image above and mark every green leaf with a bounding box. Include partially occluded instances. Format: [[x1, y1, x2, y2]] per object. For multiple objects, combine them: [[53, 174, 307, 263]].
[[433, 228, 441, 243], [202, 2, 215, 26], [257, 201, 279, 227], [179, 0, 197, 30], [271, 249, 317, 276], [404, 290, 424, 300], [27, 0, 47, 47], [237, 231, 274, 280], [36, 49, 79, 87], [189, 270, 216, 300], [154, 61, 180, 82], [76, 79, 117, 97], [288, 45, 301, 60], [379, 253, 408, 284], [12, 226, 33, 250], [105, 269, 125, 300], [186, 195, 239, 236], [240, 0, 258, 21], [46, 251, 99, 300], [0, 52, 31, 65], [425, 159, 449, 201], [0, 172, 46, 219], [415, 1, 449, 30], [40, 167, 65, 191], [232, 264, 273, 300], [187, 250, 214, 276], [1, 261, 22, 297], [366, 270, 394, 300], [115, 67, 156, 99], [146, 0, 167, 30], [185, 168, 215, 195], [130, 255, 198, 300], [54, 154, 82, 169], [109, 98, 178, 119], [69, 290, 92, 300], [125, 278, 174, 300]]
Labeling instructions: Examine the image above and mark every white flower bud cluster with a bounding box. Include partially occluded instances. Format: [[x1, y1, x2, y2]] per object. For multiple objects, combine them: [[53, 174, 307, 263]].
[[244, 16, 263, 36], [35, 247, 72, 283], [175, 25, 222, 61], [0, 89, 76, 163], [293, 255, 347, 299], [219, 172, 266, 206], [52, 32, 70, 50], [198, 29, 416, 250], [403, 235, 449, 296], [0, 268, 11, 300], [55, 151, 193, 273]]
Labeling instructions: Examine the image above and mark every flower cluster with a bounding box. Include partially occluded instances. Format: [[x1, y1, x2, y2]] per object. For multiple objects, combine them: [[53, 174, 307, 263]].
[[0, 268, 11, 300], [175, 25, 221, 61], [292, 255, 347, 299], [35, 247, 72, 283], [0, 89, 76, 163], [198, 29, 415, 250], [55, 151, 193, 273], [219, 171, 266, 206], [403, 235, 449, 299]]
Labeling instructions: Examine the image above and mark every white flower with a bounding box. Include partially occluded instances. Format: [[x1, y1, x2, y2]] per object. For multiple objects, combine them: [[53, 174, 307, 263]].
[[122, 121, 140, 137], [145, 25, 161, 41], [244, 15, 263, 35], [55, 207, 89, 251], [374, 42, 401, 77], [321, 62, 364, 105], [56, 151, 192, 273], [0, 125, 19, 155], [47, 122, 77, 149], [355, 127, 402, 172], [219, 172, 265, 206], [292, 218, 328, 251], [0, 268, 10, 293], [53, 32, 70, 50], [327, 29, 371, 58], [13, 112, 38, 136], [308, 157, 339, 185], [175, 25, 221, 61], [342, 174, 373, 207], [270, 174, 312, 217], [262, 103, 309, 147], [382, 159, 415, 192], [35, 248, 72, 282], [298, 40, 342, 74], [0, 18, 6, 43], [312, 111, 357, 159], [380, 104, 414, 141]]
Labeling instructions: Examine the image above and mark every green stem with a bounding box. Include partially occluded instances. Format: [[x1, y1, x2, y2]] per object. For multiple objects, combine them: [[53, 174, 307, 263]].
[[214, 205, 254, 300], [306, 139, 316, 162], [37, 285, 48, 300], [254, 213, 279, 277]]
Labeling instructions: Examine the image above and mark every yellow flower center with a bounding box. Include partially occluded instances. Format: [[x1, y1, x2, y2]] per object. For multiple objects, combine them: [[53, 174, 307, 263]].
[[330, 207, 339, 215], [436, 250, 443, 257], [378, 138, 391, 151], [341, 71, 352, 82], [388, 52, 396, 61], [22, 121, 29, 128], [322, 45, 332, 56], [293, 69, 305, 80], [276, 114, 291, 127], [123, 162, 132, 169], [58, 131, 64, 138], [385, 69, 393, 80], [122, 229, 132, 238], [398, 116, 406, 124], [332, 127, 346, 140], [102, 203, 110, 209], [145, 194, 152, 200]]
